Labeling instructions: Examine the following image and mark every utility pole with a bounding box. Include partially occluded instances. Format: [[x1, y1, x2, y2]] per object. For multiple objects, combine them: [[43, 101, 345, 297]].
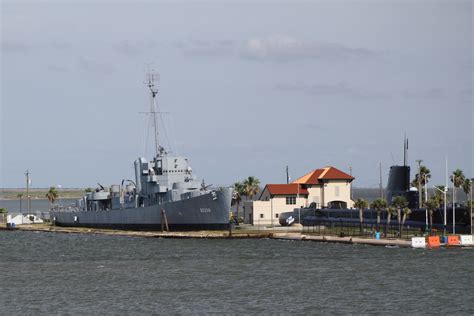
[[270, 197, 274, 228], [379, 163, 383, 199], [416, 159, 423, 208], [25, 170, 31, 214], [424, 174, 428, 203], [470, 178, 473, 236], [444, 157, 448, 235], [286, 166, 289, 184], [452, 174, 456, 234], [349, 166, 353, 200]]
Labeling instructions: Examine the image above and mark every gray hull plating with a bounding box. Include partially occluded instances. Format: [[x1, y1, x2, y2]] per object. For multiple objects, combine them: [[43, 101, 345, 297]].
[[51, 76, 233, 231], [52, 189, 232, 230]]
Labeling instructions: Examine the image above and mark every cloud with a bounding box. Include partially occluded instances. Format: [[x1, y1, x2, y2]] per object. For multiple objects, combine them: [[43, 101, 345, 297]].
[[48, 41, 71, 51], [77, 58, 115, 75], [240, 35, 377, 61], [174, 40, 235, 57], [401, 88, 445, 99], [1, 40, 31, 53], [48, 64, 68, 72], [112, 40, 142, 56], [275, 82, 384, 99]]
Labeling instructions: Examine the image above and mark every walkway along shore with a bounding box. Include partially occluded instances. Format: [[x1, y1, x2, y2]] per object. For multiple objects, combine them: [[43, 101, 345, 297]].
[[4, 224, 412, 248]]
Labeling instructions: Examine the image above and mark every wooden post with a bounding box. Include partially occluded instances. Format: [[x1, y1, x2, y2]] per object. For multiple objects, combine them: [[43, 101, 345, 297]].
[[161, 208, 169, 232], [161, 210, 164, 232]]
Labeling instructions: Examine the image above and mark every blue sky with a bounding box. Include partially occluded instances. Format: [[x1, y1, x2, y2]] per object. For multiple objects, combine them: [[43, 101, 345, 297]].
[[1, 0, 472, 188]]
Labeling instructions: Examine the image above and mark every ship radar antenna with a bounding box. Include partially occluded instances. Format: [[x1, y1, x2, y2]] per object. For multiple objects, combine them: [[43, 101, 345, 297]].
[[403, 133, 408, 166], [145, 71, 162, 156]]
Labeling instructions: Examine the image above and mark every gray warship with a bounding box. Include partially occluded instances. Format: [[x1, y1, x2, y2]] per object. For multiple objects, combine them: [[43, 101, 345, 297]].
[[51, 74, 233, 230]]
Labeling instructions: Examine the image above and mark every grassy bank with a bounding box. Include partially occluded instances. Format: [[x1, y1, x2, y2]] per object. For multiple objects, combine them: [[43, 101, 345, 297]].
[[0, 189, 85, 200]]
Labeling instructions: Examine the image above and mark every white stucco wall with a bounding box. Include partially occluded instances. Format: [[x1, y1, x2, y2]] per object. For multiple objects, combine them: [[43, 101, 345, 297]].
[[245, 178, 354, 226], [244, 196, 306, 226], [321, 180, 353, 207]]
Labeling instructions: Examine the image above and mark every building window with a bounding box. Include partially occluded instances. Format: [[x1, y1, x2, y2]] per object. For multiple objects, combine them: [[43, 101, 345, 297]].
[[260, 213, 264, 219], [275, 213, 279, 218], [286, 196, 296, 205]]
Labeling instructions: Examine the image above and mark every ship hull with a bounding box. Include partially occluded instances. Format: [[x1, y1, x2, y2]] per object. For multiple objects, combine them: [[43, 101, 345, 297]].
[[51, 189, 232, 231]]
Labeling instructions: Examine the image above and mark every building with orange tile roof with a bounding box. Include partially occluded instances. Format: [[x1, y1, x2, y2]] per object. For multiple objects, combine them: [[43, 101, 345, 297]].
[[243, 166, 354, 226]]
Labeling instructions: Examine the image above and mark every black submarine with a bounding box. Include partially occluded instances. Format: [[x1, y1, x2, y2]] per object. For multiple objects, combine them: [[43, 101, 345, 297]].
[[279, 139, 471, 234]]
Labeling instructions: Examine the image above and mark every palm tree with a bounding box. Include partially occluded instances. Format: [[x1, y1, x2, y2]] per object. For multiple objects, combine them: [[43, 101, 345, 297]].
[[17, 193, 24, 212], [0, 208, 7, 224], [424, 198, 439, 233], [433, 185, 446, 206], [462, 178, 471, 197], [243, 176, 260, 201], [385, 206, 397, 237], [354, 198, 368, 233], [411, 165, 431, 200], [232, 182, 245, 218], [450, 169, 465, 205], [392, 196, 408, 236], [370, 198, 387, 230], [400, 207, 412, 236], [45, 187, 59, 208]]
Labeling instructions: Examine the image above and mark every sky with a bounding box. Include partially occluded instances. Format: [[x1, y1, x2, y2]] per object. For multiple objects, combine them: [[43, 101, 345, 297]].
[[1, 0, 472, 189]]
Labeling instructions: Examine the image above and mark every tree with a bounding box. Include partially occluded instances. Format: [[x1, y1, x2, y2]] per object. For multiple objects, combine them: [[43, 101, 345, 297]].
[[0, 208, 7, 224], [243, 176, 260, 201], [85, 188, 93, 193], [385, 206, 397, 237], [400, 207, 412, 236], [231, 182, 245, 218], [411, 165, 431, 200], [370, 198, 387, 230], [463, 178, 473, 208], [424, 198, 439, 233], [354, 198, 368, 233], [433, 185, 446, 206], [450, 169, 465, 205], [45, 187, 59, 207], [17, 193, 24, 212], [392, 196, 408, 236]]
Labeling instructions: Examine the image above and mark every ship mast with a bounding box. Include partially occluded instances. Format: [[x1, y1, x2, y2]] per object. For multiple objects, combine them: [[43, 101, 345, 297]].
[[146, 72, 161, 156]]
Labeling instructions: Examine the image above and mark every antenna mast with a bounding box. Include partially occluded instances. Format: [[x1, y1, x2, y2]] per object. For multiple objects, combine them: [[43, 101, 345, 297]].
[[403, 133, 408, 166], [146, 72, 161, 156]]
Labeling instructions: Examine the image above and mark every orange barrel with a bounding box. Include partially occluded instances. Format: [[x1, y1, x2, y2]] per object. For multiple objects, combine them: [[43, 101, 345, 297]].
[[447, 235, 460, 246], [427, 236, 440, 248]]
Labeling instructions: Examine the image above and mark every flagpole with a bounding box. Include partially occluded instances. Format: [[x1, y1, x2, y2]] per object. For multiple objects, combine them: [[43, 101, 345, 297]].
[[25, 170, 31, 214], [297, 183, 300, 224]]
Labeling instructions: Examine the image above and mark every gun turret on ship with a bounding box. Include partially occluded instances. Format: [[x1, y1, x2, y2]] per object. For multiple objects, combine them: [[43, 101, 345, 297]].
[[51, 74, 233, 230]]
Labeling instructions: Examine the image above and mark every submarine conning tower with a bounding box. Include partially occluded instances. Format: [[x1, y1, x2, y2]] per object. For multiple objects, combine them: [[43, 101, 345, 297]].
[[385, 165, 419, 209]]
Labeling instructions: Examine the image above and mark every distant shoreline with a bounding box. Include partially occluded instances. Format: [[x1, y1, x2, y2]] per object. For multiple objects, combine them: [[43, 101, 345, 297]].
[[0, 189, 85, 200], [0, 187, 401, 202]]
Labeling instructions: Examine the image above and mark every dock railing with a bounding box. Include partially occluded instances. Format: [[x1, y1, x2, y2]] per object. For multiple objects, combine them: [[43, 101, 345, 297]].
[[302, 220, 425, 240]]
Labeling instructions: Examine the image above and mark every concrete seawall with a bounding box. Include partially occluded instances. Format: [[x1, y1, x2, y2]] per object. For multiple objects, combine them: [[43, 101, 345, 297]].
[[6, 224, 412, 247]]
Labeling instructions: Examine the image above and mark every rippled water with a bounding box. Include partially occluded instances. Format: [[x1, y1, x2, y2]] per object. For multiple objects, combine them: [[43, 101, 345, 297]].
[[1, 231, 473, 314]]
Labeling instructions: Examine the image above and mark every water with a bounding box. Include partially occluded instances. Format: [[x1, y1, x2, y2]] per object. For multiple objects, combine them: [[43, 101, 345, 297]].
[[1, 232, 473, 314]]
